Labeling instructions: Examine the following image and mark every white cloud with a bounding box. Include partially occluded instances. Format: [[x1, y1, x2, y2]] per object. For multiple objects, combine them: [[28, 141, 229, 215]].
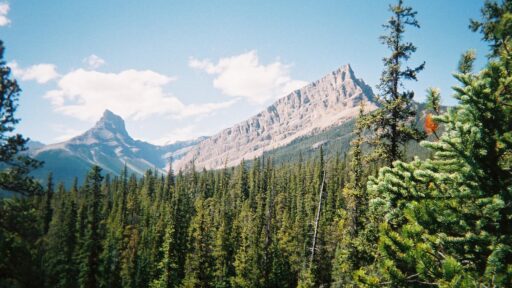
[[0, 2, 10, 26], [9, 61, 60, 83], [44, 68, 235, 121], [83, 54, 105, 69], [189, 50, 308, 105]]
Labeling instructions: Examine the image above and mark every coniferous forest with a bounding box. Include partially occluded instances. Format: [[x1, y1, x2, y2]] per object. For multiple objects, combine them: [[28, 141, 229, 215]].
[[1, 0, 512, 287]]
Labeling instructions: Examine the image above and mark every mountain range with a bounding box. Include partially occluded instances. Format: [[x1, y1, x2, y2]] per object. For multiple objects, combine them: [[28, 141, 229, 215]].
[[29, 64, 378, 184], [29, 111, 205, 185], [174, 64, 376, 170]]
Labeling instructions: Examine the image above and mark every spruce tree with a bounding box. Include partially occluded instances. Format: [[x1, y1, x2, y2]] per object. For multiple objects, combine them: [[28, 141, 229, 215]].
[[331, 102, 367, 287], [212, 198, 235, 287], [78, 166, 104, 288], [231, 202, 261, 288], [170, 170, 192, 284], [44, 186, 78, 288], [0, 40, 43, 288], [42, 173, 54, 235], [364, 0, 425, 166], [367, 1, 512, 285], [183, 197, 216, 288], [0, 40, 42, 196], [151, 220, 178, 288]]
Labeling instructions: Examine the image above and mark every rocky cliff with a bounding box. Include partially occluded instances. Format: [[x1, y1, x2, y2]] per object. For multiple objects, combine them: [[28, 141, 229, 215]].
[[174, 64, 377, 170]]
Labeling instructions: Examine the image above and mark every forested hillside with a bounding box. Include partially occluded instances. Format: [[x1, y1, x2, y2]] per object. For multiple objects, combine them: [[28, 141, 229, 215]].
[[261, 102, 435, 166], [1, 0, 511, 287]]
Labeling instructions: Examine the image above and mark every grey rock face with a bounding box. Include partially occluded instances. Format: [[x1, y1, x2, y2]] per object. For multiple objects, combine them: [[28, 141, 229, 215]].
[[174, 64, 377, 170]]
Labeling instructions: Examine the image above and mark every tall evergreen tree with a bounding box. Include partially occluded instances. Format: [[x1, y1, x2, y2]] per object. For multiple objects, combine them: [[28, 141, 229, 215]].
[[78, 166, 104, 288], [151, 219, 178, 288], [366, 1, 512, 286], [331, 101, 374, 287], [0, 40, 42, 196], [364, 0, 425, 165], [44, 187, 78, 288], [0, 39, 44, 288], [42, 173, 54, 235], [183, 197, 216, 288], [231, 203, 261, 288]]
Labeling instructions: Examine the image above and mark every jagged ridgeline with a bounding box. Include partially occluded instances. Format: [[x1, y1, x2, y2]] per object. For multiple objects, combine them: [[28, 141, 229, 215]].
[[30, 64, 380, 185], [28, 110, 206, 187], [28, 64, 435, 186], [174, 64, 379, 171]]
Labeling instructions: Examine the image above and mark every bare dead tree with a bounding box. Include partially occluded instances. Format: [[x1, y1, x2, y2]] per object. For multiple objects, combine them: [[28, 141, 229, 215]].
[[310, 170, 326, 266]]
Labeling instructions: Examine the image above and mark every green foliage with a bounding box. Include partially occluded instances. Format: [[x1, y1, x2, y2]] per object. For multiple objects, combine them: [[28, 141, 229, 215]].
[[363, 0, 426, 165], [0, 40, 42, 196], [331, 102, 379, 287], [425, 88, 441, 115], [0, 39, 44, 288], [182, 197, 216, 288], [43, 187, 78, 288], [77, 166, 104, 288], [150, 223, 177, 288], [366, 1, 512, 286], [4, 150, 355, 287], [0, 198, 43, 287], [470, 0, 512, 57]]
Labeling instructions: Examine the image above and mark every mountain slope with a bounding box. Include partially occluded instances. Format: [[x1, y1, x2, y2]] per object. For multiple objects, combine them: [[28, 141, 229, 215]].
[[31, 110, 204, 185], [260, 102, 436, 166], [174, 64, 378, 170]]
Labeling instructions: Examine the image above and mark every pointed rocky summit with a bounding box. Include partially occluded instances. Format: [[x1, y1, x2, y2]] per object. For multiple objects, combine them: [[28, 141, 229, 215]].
[[174, 64, 378, 170]]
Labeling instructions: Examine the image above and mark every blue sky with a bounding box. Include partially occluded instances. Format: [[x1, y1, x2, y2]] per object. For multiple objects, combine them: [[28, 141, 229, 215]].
[[1, 0, 488, 144]]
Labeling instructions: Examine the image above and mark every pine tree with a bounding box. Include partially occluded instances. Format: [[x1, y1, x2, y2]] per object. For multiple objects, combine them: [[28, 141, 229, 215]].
[[0, 39, 44, 288], [212, 196, 235, 287], [44, 185, 78, 288], [183, 197, 216, 288], [0, 40, 42, 196], [170, 170, 193, 284], [367, 1, 512, 285], [151, 219, 178, 288], [364, 0, 425, 166], [78, 166, 104, 288], [42, 173, 54, 235], [331, 102, 364, 287], [0, 197, 44, 287], [99, 167, 129, 288], [231, 202, 261, 288], [121, 225, 140, 288], [152, 225, 173, 288]]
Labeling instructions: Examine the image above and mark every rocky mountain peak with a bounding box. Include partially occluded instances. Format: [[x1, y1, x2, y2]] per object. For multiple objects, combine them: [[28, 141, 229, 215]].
[[32, 107, 208, 183], [174, 64, 378, 170], [338, 63, 354, 75], [94, 109, 129, 136], [32, 64, 380, 184]]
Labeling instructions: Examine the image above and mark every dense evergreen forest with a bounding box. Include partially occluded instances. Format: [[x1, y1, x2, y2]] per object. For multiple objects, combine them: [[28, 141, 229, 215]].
[[1, 0, 512, 287]]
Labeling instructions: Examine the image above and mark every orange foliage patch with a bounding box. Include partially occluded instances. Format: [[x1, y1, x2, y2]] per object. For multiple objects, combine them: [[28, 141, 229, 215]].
[[424, 113, 438, 135]]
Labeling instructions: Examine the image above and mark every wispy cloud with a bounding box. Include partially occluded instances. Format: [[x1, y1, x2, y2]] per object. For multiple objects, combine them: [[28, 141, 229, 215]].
[[83, 54, 105, 69], [189, 50, 307, 105], [44, 68, 235, 121], [0, 2, 10, 26], [9, 61, 60, 83]]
